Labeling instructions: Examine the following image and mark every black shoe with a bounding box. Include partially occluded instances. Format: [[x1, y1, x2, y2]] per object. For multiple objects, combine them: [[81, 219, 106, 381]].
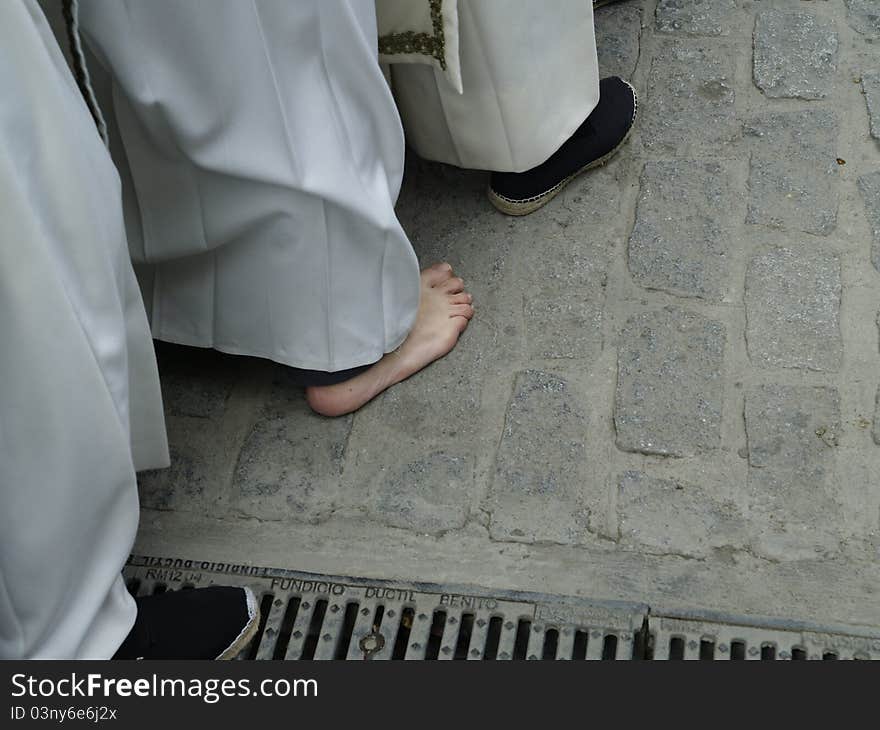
[[488, 76, 637, 216], [593, 0, 627, 8], [113, 586, 260, 660]]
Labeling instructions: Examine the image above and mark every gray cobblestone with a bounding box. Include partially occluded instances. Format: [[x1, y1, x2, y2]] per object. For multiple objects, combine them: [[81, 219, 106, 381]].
[[862, 71, 880, 140], [642, 44, 737, 155], [627, 160, 734, 301], [744, 110, 840, 236], [596, 3, 642, 80], [753, 10, 838, 100], [367, 451, 471, 534], [745, 385, 841, 559], [655, 0, 734, 37], [858, 172, 880, 273], [488, 371, 594, 544], [745, 248, 842, 372], [232, 375, 352, 523], [615, 306, 725, 457], [344, 313, 505, 532], [523, 232, 608, 360], [160, 373, 234, 420], [845, 0, 880, 39], [136, 346, 242, 512], [152, 344, 238, 419], [618, 471, 745, 558], [138, 444, 207, 512]]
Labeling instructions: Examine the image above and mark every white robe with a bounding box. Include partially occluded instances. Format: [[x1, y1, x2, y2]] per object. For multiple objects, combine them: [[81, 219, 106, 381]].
[[0, 0, 168, 659], [389, 0, 600, 173], [78, 0, 421, 373]]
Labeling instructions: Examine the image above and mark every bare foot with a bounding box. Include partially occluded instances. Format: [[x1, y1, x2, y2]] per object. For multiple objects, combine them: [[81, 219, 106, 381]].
[[305, 263, 474, 417]]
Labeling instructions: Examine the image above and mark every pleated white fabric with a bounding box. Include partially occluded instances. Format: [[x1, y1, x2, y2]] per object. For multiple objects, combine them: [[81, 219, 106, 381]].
[[390, 0, 600, 172], [78, 0, 421, 373], [0, 1, 168, 658]]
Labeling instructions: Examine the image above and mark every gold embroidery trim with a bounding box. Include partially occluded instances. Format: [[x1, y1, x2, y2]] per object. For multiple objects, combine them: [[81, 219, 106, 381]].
[[378, 0, 447, 70]]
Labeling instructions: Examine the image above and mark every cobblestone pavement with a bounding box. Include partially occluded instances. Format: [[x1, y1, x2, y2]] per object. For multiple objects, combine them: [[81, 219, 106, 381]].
[[136, 0, 880, 628]]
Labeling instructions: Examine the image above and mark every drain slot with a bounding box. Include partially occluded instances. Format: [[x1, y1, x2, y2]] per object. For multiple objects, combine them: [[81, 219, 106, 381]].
[[272, 597, 301, 660], [424, 610, 446, 660], [572, 630, 589, 660], [512, 620, 531, 660], [300, 599, 329, 660], [602, 634, 618, 660], [391, 607, 415, 659], [541, 629, 559, 660], [483, 616, 503, 660], [453, 613, 474, 660], [247, 593, 275, 660], [700, 639, 715, 660], [730, 640, 746, 660]]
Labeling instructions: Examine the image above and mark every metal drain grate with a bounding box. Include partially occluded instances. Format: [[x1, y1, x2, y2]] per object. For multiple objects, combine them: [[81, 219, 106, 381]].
[[123, 556, 646, 660], [649, 611, 880, 661], [123, 556, 880, 660]]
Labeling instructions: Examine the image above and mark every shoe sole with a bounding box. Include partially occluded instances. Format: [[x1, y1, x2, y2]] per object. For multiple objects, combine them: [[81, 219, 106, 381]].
[[217, 587, 262, 660], [487, 80, 638, 217]]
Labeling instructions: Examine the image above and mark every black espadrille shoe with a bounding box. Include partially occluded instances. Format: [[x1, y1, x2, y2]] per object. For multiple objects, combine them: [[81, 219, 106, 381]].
[[113, 586, 260, 660], [488, 76, 637, 216]]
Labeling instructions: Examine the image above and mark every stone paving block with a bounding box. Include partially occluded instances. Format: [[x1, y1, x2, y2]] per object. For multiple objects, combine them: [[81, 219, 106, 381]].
[[745, 385, 841, 558], [745, 248, 842, 372], [845, 0, 880, 39], [596, 3, 642, 79], [618, 471, 745, 558], [627, 160, 734, 300], [138, 441, 209, 512], [488, 371, 594, 544], [744, 110, 839, 236], [615, 307, 725, 457], [517, 170, 617, 360], [642, 44, 737, 155], [137, 344, 244, 512], [159, 373, 234, 420], [655, 0, 734, 36], [367, 451, 472, 535], [344, 314, 504, 529], [863, 71, 880, 140], [232, 373, 352, 523], [522, 231, 609, 360], [354, 314, 491, 440], [153, 342, 238, 419], [753, 10, 838, 100], [858, 172, 880, 273]]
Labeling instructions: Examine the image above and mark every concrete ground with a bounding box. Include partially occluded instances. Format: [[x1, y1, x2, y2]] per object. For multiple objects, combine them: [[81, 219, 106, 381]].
[[134, 0, 880, 630]]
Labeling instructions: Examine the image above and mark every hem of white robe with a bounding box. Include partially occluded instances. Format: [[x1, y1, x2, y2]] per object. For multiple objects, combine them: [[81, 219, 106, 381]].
[[407, 93, 599, 173], [150, 325, 413, 374], [74, 576, 137, 660]]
